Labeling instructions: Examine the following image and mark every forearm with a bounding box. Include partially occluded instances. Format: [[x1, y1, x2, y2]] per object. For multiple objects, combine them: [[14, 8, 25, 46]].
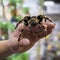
[[0, 40, 13, 59]]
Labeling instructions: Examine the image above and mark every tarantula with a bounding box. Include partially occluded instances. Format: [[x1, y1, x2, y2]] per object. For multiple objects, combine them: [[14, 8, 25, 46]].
[[15, 15, 52, 41]]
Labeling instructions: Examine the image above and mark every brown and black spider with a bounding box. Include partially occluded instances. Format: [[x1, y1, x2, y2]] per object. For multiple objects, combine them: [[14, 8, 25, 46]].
[[15, 15, 52, 28], [37, 15, 52, 23], [15, 15, 52, 42]]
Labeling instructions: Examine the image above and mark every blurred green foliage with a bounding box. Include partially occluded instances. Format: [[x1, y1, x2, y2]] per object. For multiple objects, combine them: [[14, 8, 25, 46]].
[[5, 52, 29, 60], [0, 21, 15, 31], [22, 7, 29, 14], [9, 0, 23, 6], [16, 16, 22, 21]]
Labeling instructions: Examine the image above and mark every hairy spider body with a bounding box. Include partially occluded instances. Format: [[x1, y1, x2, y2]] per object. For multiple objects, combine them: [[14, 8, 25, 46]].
[[15, 15, 52, 41]]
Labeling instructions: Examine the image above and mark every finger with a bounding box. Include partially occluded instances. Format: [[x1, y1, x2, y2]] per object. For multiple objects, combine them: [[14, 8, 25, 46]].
[[37, 22, 55, 39], [42, 22, 54, 36], [41, 22, 55, 29], [19, 38, 30, 47]]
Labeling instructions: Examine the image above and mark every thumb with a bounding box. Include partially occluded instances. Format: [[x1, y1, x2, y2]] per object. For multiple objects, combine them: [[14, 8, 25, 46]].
[[19, 38, 30, 47]]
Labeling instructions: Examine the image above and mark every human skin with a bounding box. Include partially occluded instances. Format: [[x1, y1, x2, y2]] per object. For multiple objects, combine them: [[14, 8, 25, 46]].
[[0, 21, 55, 60]]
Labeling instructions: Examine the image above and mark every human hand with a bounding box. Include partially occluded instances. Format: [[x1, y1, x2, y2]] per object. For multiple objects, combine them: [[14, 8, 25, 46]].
[[8, 15, 55, 53]]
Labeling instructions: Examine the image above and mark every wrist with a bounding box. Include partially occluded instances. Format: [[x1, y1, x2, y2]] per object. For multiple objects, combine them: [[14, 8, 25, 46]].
[[0, 40, 14, 59]]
